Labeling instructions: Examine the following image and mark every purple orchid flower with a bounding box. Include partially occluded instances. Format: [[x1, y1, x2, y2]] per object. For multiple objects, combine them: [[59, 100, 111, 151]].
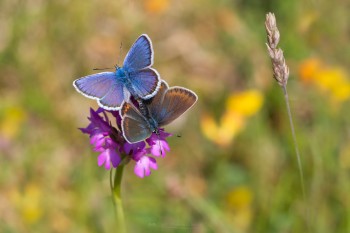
[[79, 107, 173, 178]]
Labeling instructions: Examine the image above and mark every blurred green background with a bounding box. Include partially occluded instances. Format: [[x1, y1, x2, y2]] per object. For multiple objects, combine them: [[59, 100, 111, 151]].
[[1, 0, 350, 232]]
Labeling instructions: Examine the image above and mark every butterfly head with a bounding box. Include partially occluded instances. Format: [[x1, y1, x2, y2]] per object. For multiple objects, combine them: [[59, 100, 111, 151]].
[[116, 66, 126, 78]]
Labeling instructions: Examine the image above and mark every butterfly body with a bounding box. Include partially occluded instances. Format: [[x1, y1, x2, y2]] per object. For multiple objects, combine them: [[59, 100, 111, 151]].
[[73, 34, 161, 110], [116, 67, 127, 79], [121, 81, 198, 143], [115, 67, 134, 94], [144, 114, 159, 133]]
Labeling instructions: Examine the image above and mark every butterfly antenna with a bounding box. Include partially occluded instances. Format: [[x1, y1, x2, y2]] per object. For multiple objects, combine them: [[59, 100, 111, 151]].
[[93, 67, 114, 71], [117, 42, 123, 67]]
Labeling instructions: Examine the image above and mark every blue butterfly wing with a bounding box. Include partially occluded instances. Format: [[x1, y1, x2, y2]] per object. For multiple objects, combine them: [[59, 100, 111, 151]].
[[73, 72, 125, 110], [123, 34, 153, 71], [128, 68, 161, 99], [149, 83, 198, 126], [121, 102, 152, 143], [73, 72, 116, 99], [98, 84, 126, 110]]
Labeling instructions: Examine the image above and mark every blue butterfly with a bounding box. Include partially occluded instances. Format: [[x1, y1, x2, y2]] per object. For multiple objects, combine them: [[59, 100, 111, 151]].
[[73, 34, 161, 110], [120, 80, 198, 143]]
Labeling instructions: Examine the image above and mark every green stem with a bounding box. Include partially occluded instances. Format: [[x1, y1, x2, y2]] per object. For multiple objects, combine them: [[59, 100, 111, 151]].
[[282, 86, 305, 200], [111, 165, 126, 233], [282, 85, 311, 231]]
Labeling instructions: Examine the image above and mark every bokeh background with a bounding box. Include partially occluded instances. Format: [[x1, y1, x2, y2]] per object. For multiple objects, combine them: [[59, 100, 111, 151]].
[[1, 0, 350, 232]]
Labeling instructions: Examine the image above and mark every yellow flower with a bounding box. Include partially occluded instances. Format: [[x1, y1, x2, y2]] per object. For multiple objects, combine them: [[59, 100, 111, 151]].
[[0, 106, 26, 140], [225, 186, 253, 231], [299, 58, 350, 104], [220, 111, 245, 144], [226, 90, 264, 117], [332, 84, 350, 103], [226, 186, 252, 209], [315, 68, 350, 102], [9, 183, 43, 224], [201, 112, 245, 147], [201, 114, 220, 142], [201, 90, 263, 146]]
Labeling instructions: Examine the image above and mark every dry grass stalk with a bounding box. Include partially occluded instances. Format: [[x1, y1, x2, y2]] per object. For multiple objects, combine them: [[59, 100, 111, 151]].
[[265, 12, 290, 87], [265, 12, 309, 231]]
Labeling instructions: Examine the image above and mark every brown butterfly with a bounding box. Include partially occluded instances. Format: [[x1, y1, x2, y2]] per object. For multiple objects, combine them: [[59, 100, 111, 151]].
[[120, 80, 198, 143]]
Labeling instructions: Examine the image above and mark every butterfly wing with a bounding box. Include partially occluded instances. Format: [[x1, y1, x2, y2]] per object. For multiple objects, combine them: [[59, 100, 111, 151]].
[[121, 102, 153, 143], [128, 68, 161, 99], [147, 80, 169, 113], [73, 72, 115, 99], [123, 34, 153, 72], [73, 72, 125, 110], [150, 85, 198, 127], [98, 85, 127, 110]]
